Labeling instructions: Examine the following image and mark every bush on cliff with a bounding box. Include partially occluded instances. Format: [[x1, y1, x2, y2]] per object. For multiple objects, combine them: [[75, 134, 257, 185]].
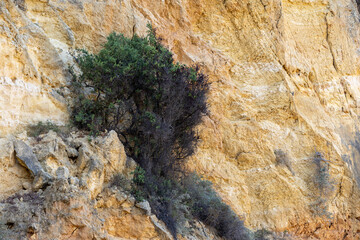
[[72, 24, 208, 176], [71, 24, 249, 239]]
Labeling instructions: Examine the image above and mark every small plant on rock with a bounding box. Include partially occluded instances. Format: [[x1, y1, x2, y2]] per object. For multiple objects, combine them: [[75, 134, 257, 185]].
[[27, 121, 60, 137], [110, 173, 131, 192]]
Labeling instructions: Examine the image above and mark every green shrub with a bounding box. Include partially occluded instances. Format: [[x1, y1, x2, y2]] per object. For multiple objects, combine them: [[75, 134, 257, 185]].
[[139, 174, 191, 235], [131, 166, 146, 202], [27, 121, 60, 137], [72, 24, 209, 175], [71, 24, 249, 239]]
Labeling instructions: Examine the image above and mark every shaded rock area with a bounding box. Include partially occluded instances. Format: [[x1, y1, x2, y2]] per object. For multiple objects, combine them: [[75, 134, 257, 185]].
[[0, 130, 216, 240]]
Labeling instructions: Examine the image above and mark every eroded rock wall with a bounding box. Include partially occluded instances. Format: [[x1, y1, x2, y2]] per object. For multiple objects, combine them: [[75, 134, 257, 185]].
[[1, 0, 360, 239], [0, 130, 217, 239]]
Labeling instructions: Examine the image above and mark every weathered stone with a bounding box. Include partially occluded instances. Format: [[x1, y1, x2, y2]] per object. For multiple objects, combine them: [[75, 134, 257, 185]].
[[121, 196, 136, 209], [66, 147, 78, 159], [124, 156, 137, 179], [0, 139, 31, 200], [22, 182, 31, 190], [32, 171, 52, 190], [96, 130, 127, 182], [56, 166, 69, 179], [14, 140, 43, 177], [115, 191, 128, 205], [77, 145, 91, 172], [28, 223, 39, 233], [136, 200, 151, 216], [30, 131, 70, 175], [14, 140, 53, 190], [69, 177, 79, 186]]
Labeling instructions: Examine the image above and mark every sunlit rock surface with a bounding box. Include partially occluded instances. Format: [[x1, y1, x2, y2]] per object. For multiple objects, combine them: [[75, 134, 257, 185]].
[[1, 0, 360, 238]]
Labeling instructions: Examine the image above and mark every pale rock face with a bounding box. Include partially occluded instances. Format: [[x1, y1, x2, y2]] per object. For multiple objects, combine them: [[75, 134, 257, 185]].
[[1, 0, 360, 239]]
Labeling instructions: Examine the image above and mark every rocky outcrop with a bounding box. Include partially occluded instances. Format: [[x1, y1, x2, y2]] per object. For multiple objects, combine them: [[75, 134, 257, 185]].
[[1, 0, 360, 238], [14, 140, 53, 189], [0, 130, 216, 239], [0, 131, 158, 239]]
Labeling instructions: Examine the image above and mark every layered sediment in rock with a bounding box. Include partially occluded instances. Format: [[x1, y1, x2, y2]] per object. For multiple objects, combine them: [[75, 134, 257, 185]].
[[1, 0, 360, 239]]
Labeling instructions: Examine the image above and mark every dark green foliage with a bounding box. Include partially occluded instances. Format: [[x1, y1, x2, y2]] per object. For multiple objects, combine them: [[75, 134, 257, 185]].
[[131, 166, 146, 202], [183, 174, 250, 240], [27, 121, 60, 137], [132, 172, 250, 239], [71, 25, 248, 239], [137, 174, 190, 236], [72, 24, 208, 176], [132, 166, 146, 185]]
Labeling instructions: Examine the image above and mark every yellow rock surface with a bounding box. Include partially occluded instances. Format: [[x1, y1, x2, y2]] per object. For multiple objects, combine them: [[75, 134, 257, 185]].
[[1, 0, 360, 238]]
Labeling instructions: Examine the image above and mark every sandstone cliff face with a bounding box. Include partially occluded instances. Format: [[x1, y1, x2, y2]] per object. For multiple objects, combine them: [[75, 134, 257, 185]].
[[1, 0, 360, 239]]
